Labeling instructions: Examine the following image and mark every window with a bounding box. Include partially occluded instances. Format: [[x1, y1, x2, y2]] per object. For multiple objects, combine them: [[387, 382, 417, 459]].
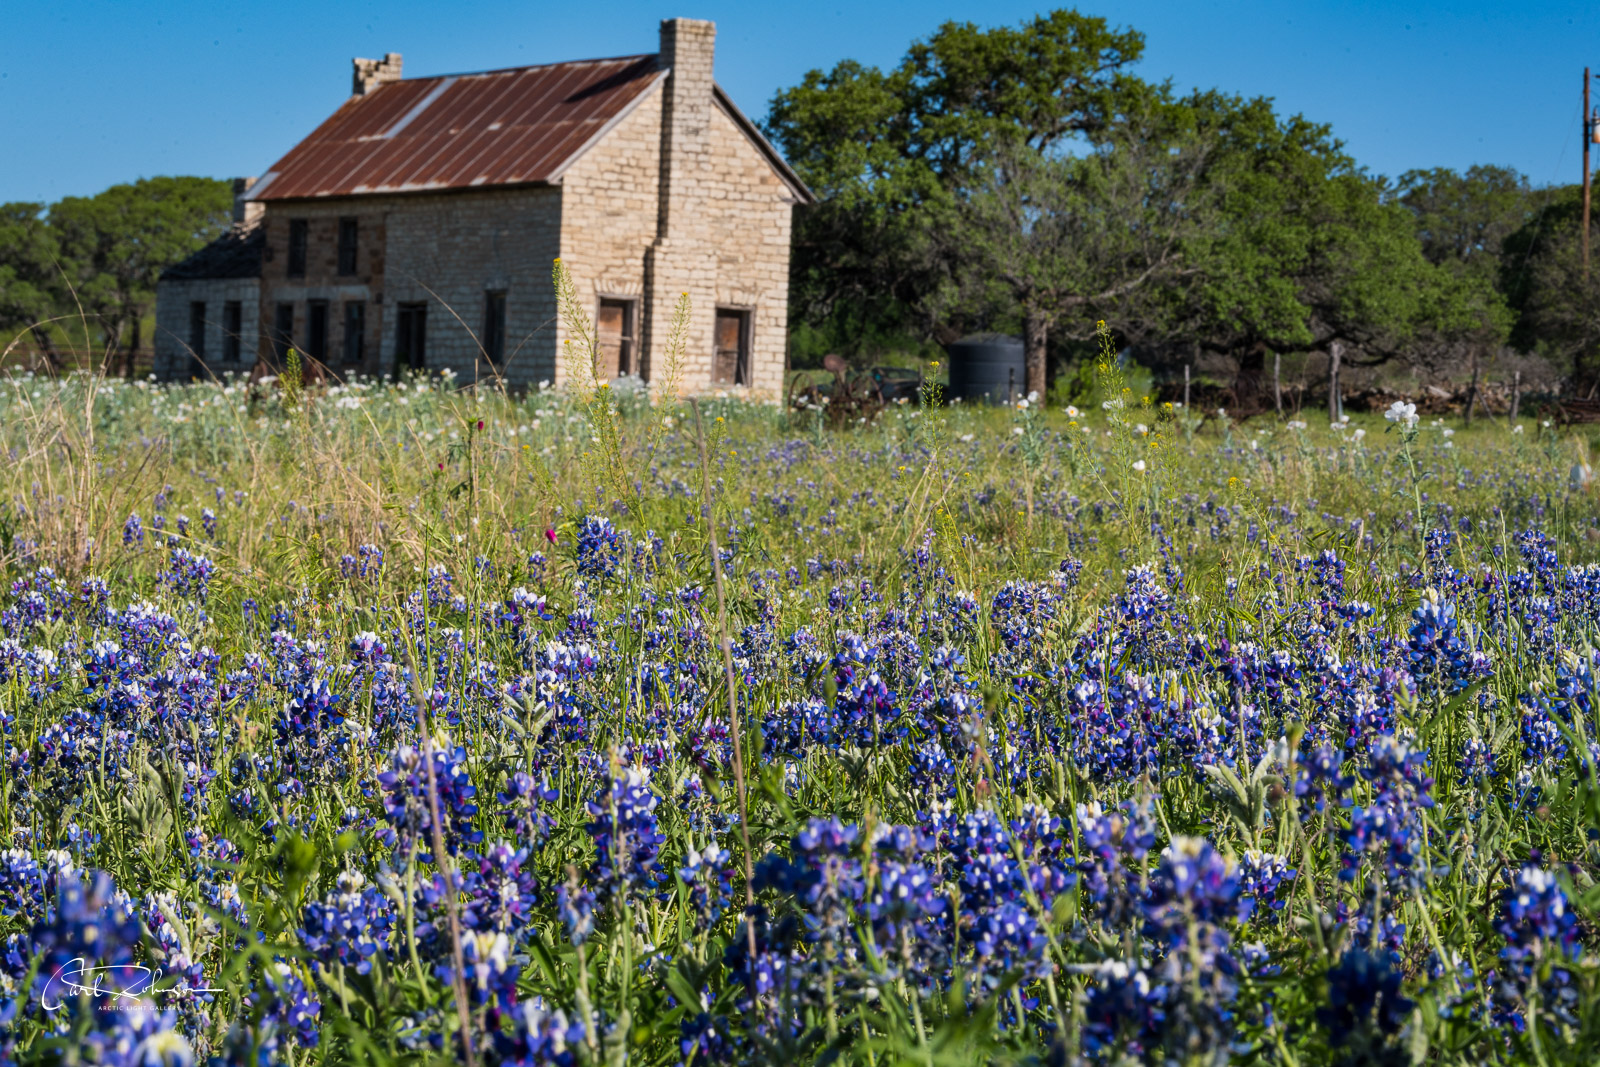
[[222, 301, 242, 363], [596, 297, 636, 378], [395, 302, 427, 377], [337, 218, 359, 276], [187, 301, 206, 378], [287, 219, 308, 278], [483, 291, 507, 368], [306, 300, 329, 366], [343, 301, 365, 367], [713, 308, 750, 385], [272, 303, 295, 363]]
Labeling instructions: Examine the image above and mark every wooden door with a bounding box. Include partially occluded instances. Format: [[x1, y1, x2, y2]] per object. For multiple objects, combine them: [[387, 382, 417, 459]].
[[714, 309, 747, 385], [273, 303, 294, 363], [596, 301, 625, 379], [395, 303, 426, 377]]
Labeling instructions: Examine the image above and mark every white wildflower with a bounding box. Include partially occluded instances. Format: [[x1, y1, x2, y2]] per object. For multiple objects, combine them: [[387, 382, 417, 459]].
[[1384, 401, 1418, 429]]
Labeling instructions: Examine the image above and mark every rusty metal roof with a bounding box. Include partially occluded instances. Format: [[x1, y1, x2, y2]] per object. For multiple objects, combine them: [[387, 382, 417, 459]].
[[249, 55, 666, 201], [160, 221, 264, 280]]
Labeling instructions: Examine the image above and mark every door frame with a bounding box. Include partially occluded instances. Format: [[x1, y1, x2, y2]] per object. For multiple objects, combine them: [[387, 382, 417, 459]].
[[595, 295, 638, 380], [394, 301, 427, 380], [712, 305, 753, 386]]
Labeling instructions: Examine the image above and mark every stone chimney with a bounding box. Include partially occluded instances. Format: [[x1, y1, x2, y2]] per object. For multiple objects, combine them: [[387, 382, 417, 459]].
[[352, 53, 403, 96], [656, 18, 715, 239], [643, 18, 717, 383], [231, 177, 262, 227]]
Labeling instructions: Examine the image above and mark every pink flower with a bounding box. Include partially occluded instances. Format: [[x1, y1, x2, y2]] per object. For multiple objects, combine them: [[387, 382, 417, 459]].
[[545, 527, 557, 544]]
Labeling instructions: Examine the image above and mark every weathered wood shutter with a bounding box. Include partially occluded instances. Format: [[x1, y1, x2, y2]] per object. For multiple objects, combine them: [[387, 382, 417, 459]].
[[714, 309, 746, 385], [596, 301, 625, 379]]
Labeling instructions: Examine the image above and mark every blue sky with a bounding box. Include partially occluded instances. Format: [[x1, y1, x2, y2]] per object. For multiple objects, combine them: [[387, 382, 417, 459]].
[[2, 0, 1595, 204]]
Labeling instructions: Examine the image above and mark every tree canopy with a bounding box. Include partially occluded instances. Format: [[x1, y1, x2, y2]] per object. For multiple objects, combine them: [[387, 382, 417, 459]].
[[766, 7, 1580, 397], [1, 176, 233, 374]]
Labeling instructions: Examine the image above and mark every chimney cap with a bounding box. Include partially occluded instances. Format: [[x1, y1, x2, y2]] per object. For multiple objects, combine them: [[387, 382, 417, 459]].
[[352, 52, 404, 96]]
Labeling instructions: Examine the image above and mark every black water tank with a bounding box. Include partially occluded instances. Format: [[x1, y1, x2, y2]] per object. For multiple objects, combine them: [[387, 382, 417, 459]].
[[946, 334, 1025, 404]]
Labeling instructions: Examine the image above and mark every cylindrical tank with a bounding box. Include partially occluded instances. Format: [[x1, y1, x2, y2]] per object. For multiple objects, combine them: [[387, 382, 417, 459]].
[[946, 334, 1026, 404]]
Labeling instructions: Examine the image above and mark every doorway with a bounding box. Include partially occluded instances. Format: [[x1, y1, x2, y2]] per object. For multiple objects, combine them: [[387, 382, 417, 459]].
[[713, 308, 749, 385], [596, 297, 637, 379], [395, 302, 427, 378]]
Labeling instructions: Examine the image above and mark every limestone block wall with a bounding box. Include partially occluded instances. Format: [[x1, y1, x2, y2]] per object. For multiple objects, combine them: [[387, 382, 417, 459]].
[[258, 191, 561, 386], [382, 188, 562, 386], [643, 17, 719, 393], [153, 277, 261, 380], [257, 206, 387, 375], [698, 102, 796, 396], [556, 86, 663, 382], [632, 99, 797, 396]]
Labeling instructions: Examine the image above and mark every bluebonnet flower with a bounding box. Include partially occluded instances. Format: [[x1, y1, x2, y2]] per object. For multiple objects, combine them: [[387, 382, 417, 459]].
[[28, 867, 142, 980], [679, 842, 735, 929], [498, 1001, 587, 1066], [1478, 870, 1580, 1036], [680, 1011, 734, 1066], [299, 871, 396, 974], [1317, 947, 1413, 1054], [575, 515, 626, 579], [756, 817, 864, 946], [556, 874, 596, 946], [1457, 736, 1499, 787], [1340, 737, 1435, 887], [1238, 850, 1296, 915], [1489, 862, 1582, 1034], [460, 842, 541, 940], [586, 766, 665, 900], [376, 735, 482, 859], [123, 512, 145, 548], [1407, 598, 1485, 693], [1083, 961, 1167, 1060], [865, 858, 946, 975], [1499, 863, 1580, 966], [254, 961, 322, 1049], [438, 930, 519, 1027], [1076, 799, 1156, 928], [84, 1007, 196, 1066], [498, 771, 558, 843], [426, 564, 453, 606], [970, 901, 1049, 981], [1138, 837, 1250, 1057]]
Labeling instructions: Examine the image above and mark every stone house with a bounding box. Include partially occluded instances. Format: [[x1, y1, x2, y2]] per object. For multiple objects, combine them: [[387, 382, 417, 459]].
[[153, 17, 812, 391], [152, 179, 264, 381]]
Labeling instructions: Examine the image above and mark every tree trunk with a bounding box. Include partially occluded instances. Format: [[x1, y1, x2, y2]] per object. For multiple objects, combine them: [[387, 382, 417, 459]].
[[1273, 352, 1282, 417], [30, 326, 63, 373], [125, 316, 141, 380], [1023, 310, 1047, 400], [1328, 340, 1343, 419], [100, 315, 126, 377], [1465, 349, 1479, 426]]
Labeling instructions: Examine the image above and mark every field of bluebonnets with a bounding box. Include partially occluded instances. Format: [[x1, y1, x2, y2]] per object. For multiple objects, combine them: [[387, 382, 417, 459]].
[[4, 323, 1600, 1066]]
